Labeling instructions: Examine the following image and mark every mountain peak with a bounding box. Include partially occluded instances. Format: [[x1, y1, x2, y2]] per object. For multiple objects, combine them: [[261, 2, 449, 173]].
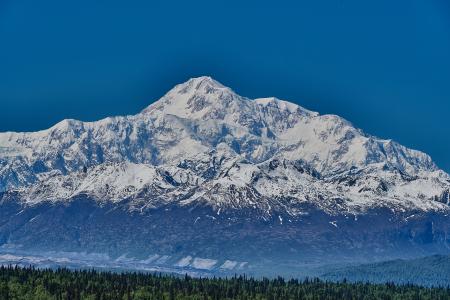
[[170, 76, 229, 96], [186, 76, 225, 88], [142, 77, 320, 123], [142, 76, 243, 119]]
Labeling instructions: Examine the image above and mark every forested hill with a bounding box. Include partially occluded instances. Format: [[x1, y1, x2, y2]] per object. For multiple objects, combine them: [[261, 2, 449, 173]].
[[0, 266, 449, 299], [320, 255, 450, 287]]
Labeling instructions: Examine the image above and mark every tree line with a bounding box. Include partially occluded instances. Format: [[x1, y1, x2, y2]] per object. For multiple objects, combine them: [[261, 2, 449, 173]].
[[0, 265, 449, 299]]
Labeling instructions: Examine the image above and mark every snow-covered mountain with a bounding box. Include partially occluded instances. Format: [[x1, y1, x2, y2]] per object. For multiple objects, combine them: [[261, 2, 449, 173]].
[[0, 76, 449, 273], [1, 76, 448, 212]]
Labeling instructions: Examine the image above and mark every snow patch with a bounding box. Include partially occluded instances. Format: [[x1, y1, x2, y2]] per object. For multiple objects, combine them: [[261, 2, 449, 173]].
[[175, 256, 193, 267], [220, 260, 238, 270], [191, 258, 217, 270]]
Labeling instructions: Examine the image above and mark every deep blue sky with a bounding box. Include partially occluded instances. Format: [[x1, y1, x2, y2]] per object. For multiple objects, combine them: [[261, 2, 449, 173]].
[[1, 0, 449, 172]]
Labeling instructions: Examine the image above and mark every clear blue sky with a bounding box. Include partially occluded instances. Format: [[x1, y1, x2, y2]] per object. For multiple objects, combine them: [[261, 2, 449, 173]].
[[1, 0, 449, 172]]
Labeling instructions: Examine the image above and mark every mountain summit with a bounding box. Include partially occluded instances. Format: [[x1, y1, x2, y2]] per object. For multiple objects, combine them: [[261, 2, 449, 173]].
[[0, 77, 449, 274]]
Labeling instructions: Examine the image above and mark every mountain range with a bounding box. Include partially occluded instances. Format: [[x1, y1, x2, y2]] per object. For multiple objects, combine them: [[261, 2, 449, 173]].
[[0, 76, 449, 276]]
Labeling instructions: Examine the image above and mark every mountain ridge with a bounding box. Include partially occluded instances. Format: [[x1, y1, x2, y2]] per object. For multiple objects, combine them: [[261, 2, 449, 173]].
[[0, 76, 447, 211], [0, 76, 449, 274]]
